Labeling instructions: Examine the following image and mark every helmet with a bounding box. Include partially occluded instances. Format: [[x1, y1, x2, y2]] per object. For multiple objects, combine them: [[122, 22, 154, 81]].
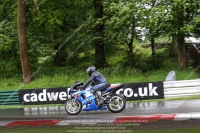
[[86, 66, 96, 76]]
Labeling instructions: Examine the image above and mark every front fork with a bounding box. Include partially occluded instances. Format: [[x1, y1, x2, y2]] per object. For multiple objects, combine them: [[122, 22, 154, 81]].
[[71, 98, 77, 106]]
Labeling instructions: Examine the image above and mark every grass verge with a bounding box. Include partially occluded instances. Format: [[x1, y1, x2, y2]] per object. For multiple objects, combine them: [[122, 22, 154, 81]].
[[0, 125, 200, 133]]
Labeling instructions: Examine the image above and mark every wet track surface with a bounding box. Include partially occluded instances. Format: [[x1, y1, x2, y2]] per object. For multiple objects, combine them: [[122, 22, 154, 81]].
[[0, 99, 200, 120]]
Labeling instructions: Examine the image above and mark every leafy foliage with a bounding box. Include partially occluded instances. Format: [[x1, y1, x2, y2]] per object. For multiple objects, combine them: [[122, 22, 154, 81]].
[[1, 0, 200, 79]]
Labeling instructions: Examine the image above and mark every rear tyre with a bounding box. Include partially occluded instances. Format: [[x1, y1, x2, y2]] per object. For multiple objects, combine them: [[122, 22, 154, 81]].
[[65, 99, 82, 115], [107, 94, 126, 113]]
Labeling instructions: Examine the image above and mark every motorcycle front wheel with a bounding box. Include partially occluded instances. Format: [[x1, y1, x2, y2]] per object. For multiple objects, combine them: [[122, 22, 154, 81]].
[[107, 94, 126, 113], [65, 99, 82, 115]]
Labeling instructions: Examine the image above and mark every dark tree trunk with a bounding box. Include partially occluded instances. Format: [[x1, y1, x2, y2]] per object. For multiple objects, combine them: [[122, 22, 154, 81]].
[[93, 0, 107, 68], [126, 21, 135, 67], [176, 8, 188, 69], [151, 37, 155, 67], [177, 36, 187, 69], [126, 35, 134, 67], [170, 36, 178, 58], [53, 43, 67, 66], [18, 0, 32, 83], [128, 44, 133, 67]]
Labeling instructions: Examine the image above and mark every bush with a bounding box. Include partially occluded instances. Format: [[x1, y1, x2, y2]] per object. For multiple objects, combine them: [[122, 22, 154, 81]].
[[133, 48, 152, 72], [153, 48, 170, 69], [133, 48, 171, 72]]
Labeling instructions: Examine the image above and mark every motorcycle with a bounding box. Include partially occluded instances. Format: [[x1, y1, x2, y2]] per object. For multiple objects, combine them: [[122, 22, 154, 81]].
[[65, 81, 126, 115]]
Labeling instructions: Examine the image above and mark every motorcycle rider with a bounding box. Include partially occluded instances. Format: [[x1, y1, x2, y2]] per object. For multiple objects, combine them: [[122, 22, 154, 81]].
[[82, 66, 109, 107]]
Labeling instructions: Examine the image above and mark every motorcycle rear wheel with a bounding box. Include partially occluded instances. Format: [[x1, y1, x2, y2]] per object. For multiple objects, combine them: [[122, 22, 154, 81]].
[[107, 94, 126, 113]]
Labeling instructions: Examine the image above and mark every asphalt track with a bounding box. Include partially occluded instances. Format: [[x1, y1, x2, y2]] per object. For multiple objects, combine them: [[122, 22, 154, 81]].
[[0, 99, 200, 120]]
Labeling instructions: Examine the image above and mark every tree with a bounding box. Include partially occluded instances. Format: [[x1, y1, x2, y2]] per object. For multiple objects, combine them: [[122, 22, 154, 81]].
[[0, 1, 19, 74], [173, 3, 188, 69], [93, 0, 107, 68], [163, 0, 200, 69], [29, 0, 93, 67], [170, 36, 178, 58], [104, 0, 140, 67], [18, 0, 31, 83], [139, 0, 200, 69], [138, 0, 173, 68]]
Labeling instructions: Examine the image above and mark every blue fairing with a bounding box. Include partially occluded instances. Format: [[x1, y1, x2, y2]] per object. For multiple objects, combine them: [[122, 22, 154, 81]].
[[74, 91, 106, 111], [82, 96, 106, 111], [69, 87, 108, 111]]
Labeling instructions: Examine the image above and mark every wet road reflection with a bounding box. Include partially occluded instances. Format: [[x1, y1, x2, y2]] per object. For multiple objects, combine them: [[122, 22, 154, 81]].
[[0, 99, 199, 119]]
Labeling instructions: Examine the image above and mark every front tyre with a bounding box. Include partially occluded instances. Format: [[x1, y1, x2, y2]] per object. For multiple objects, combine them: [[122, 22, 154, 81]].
[[65, 99, 82, 115], [107, 94, 126, 113]]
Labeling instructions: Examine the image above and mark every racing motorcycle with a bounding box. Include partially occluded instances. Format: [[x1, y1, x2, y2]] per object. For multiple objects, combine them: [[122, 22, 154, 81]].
[[65, 81, 126, 115]]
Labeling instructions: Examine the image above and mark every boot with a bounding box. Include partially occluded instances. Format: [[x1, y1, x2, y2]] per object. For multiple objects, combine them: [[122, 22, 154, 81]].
[[95, 91, 104, 107]]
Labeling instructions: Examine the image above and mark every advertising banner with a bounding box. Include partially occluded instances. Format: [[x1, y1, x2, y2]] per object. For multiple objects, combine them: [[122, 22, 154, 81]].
[[116, 82, 164, 100], [19, 81, 164, 105], [19, 87, 69, 105]]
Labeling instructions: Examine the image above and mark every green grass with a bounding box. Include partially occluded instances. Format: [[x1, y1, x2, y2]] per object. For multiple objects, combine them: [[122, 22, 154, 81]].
[[0, 126, 199, 133], [133, 127, 200, 133], [0, 65, 198, 91]]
